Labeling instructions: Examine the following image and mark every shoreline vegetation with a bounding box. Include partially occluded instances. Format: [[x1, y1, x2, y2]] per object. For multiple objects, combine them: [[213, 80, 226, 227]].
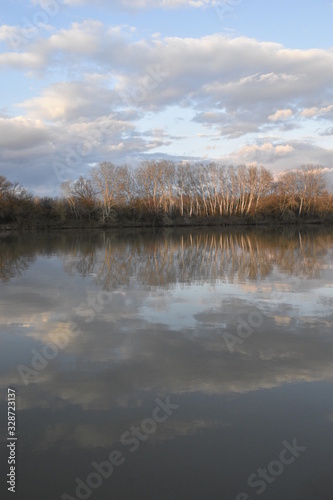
[[1, 161, 333, 232]]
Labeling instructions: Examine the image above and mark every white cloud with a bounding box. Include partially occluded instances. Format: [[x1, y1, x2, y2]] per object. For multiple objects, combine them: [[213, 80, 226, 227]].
[[236, 141, 296, 165], [1, 23, 333, 193], [301, 104, 333, 118], [18, 80, 120, 121], [48, 20, 103, 54], [0, 50, 46, 69], [0, 24, 37, 49], [233, 140, 332, 172], [275, 144, 294, 155], [0, 116, 50, 149], [239, 142, 275, 156], [268, 109, 293, 121], [2, 27, 332, 116], [60, 0, 214, 8]]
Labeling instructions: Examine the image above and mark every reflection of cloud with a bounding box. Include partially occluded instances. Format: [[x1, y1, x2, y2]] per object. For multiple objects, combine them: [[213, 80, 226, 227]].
[[25, 321, 80, 346], [273, 316, 291, 325], [1, 228, 333, 480], [1, 230, 333, 404], [35, 417, 228, 452], [2, 300, 333, 412]]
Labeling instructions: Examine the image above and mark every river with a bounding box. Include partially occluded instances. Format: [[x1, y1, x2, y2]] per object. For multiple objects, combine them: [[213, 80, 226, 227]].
[[1, 226, 333, 499]]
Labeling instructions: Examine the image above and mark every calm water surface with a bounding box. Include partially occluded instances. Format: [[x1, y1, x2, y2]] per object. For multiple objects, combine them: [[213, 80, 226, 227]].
[[1, 227, 333, 500]]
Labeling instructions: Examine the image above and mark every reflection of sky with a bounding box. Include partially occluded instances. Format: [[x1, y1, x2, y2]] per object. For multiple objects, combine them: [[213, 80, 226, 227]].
[[139, 283, 230, 330], [139, 272, 333, 330], [1, 230, 333, 393], [1, 229, 333, 499]]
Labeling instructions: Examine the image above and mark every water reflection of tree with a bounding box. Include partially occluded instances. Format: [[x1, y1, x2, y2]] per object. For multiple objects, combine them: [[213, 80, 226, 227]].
[[273, 228, 331, 280], [0, 246, 34, 282], [0, 234, 45, 282], [61, 227, 333, 290], [0, 231, 100, 283], [1, 227, 333, 287]]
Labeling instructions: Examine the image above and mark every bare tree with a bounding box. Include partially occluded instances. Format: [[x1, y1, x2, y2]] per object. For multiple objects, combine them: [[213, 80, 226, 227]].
[[0, 176, 13, 198], [296, 165, 325, 215], [61, 177, 96, 219], [90, 162, 119, 222], [278, 165, 325, 216]]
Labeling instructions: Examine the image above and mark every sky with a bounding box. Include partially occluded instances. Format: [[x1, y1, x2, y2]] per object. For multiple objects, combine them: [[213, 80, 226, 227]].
[[0, 0, 333, 196]]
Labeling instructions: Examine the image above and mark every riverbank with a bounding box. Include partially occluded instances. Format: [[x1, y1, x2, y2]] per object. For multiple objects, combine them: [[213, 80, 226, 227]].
[[1, 213, 332, 232]]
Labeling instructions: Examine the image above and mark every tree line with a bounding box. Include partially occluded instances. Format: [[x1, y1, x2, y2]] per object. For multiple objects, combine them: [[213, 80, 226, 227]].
[[1, 161, 333, 227]]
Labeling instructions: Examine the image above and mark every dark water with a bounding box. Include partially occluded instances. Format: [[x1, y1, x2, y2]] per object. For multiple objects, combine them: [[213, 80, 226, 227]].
[[1, 227, 333, 500]]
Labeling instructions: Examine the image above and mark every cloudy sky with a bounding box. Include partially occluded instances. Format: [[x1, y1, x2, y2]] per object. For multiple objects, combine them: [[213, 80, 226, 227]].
[[0, 0, 333, 195]]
